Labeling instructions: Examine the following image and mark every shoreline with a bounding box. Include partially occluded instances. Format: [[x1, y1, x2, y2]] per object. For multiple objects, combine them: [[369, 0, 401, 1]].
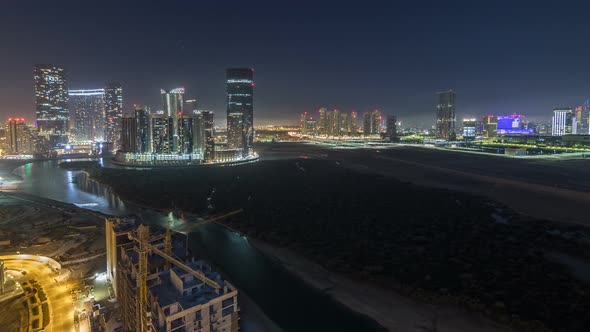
[[253, 238, 513, 332], [4, 160, 287, 332], [0, 188, 286, 332], [82, 157, 520, 331], [217, 222, 513, 332]]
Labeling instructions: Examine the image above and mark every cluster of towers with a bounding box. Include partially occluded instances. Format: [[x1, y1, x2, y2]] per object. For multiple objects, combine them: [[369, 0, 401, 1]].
[[300, 108, 383, 137], [118, 68, 254, 163], [551, 104, 590, 136], [119, 91, 216, 162], [17, 64, 254, 160], [33, 64, 123, 146]]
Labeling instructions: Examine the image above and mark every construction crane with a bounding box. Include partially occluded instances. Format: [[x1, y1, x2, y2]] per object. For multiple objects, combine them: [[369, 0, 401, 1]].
[[127, 209, 243, 332]]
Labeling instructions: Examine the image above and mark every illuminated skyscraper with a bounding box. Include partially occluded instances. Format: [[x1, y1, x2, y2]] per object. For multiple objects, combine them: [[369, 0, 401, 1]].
[[483, 115, 497, 138], [318, 108, 328, 136], [575, 101, 590, 135], [150, 114, 174, 154], [6, 118, 33, 154], [371, 110, 381, 135], [161, 88, 184, 152], [202, 111, 215, 162], [552, 108, 574, 136], [327, 109, 340, 136], [192, 111, 206, 157], [105, 83, 123, 146], [435, 90, 456, 140], [34, 64, 69, 136], [69, 89, 105, 141], [185, 99, 198, 114], [349, 111, 358, 135], [386, 114, 397, 142], [300, 112, 309, 135], [362, 110, 381, 136], [135, 106, 149, 153], [226, 68, 254, 156], [462, 118, 478, 140], [339, 112, 349, 136], [305, 117, 317, 136], [178, 115, 193, 154], [120, 117, 137, 153], [362, 112, 371, 136]]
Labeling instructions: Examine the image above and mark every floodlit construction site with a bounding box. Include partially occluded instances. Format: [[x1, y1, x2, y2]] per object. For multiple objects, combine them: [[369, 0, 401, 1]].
[[106, 217, 240, 332]]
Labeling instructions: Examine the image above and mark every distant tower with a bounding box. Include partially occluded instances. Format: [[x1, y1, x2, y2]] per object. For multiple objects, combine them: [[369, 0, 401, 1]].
[[69, 89, 105, 141], [362, 112, 371, 136], [328, 109, 340, 136], [575, 101, 590, 135], [178, 115, 193, 154], [105, 83, 123, 147], [349, 111, 358, 135], [435, 90, 456, 140], [6, 118, 31, 154], [135, 106, 150, 153], [552, 108, 574, 136], [226, 68, 254, 156], [202, 111, 215, 162], [300, 112, 308, 135], [192, 111, 206, 157], [340, 112, 349, 136], [483, 115, 498, 138], [120, 117, 137, 153], [34, 64, 69, 137], [318, 108, 328, 136], [185, 99, 198, 114], [386, 114, 397, 142], [371, 110, 381, 135]]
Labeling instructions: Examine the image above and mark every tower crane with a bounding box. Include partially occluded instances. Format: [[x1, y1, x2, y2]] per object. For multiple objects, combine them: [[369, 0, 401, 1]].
[[127, 209, 243, 332]]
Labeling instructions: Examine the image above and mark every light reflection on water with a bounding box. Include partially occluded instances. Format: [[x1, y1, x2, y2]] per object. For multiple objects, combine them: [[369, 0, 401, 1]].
[[12, 160, 127, 215], [6, 159, 388, 332]]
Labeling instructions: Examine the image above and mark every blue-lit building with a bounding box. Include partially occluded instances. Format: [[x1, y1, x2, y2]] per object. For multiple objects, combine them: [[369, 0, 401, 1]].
[[497, 114, 534, 135]]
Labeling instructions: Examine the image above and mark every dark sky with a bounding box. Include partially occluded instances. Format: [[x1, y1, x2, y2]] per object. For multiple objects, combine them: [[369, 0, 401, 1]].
[[2, 0, 590, 126]]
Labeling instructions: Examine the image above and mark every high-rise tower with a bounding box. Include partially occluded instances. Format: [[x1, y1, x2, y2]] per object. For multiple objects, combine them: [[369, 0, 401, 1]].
[[161, 88, 184, 153], [105, 83, 123, 146], [552, 108, 574, 136], [226, 68, 254, 156], [69, 89, 105, 141], [34, 64, 69, 136], [435, 90, 456, 140]]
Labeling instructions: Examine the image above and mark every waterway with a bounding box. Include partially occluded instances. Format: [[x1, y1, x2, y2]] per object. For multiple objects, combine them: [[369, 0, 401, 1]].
[[2, 159, 387, 332]]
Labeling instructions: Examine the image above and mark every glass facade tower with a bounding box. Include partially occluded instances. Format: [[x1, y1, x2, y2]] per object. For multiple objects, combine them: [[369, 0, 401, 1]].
[[34, 64, 69, 136], [435, 90, 456, 140], [226, 68, 254, 156], [69, 89, 105, 141], [105, 83, 123, 146]]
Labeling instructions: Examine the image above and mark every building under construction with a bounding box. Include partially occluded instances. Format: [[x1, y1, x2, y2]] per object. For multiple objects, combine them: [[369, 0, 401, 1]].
[[106, 217, 239, 332]]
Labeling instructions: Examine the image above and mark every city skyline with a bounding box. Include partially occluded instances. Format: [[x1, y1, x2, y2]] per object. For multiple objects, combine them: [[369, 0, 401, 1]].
[[3, 2, 590, 125]]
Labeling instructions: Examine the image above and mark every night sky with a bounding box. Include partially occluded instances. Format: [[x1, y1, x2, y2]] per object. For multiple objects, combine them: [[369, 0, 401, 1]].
[[2, 0, 590, 126]]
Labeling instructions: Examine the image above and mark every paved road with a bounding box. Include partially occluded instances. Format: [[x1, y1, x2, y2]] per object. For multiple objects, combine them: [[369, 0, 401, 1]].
[[1, 256, 74, 332]]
